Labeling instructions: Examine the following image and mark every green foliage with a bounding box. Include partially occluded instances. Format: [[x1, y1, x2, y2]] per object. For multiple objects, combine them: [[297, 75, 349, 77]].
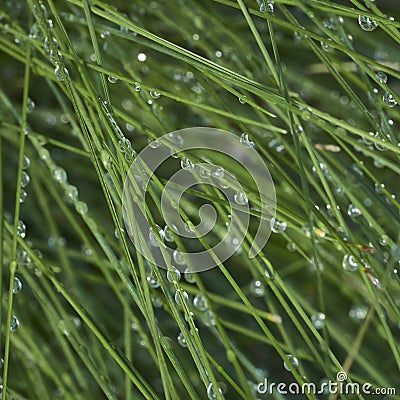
[[0, 0, 399, 399]]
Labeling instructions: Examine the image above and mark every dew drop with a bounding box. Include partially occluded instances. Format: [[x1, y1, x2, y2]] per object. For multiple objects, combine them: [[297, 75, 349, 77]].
[[22, 155, 30, 169], [358, 15, 378, 31], [234, 191, 248, 206], [27, 97, 35, 113], [181, 157, 194, 170], [311, 313, 325, 329], [167, 267, 181, 283], [177, 332, 187, 347], [376, 71, 387, 84], [347, 204, 361, 218], [199, 166, 211, 178], [148, 138, 160, 148], [149, 226, 163, 247], [75, 201, 88, 215], [184, 268, 196, 283], [203, 310, 216, 327], [283, 355, 298, 371], [175, 290, 189, 305], [379, 234, 389, 246], [53, 167, 67, 183], [162, 225, 174, 243], [149, 90, 161, 99], [54, 65, 64, 81], [66, 185, 78, 201], [270, 217, 287, 233], [184, 221, 195, 233], [193, 293, 208, 311], [118, 137, 131, 153], [13, 277, 22, 294], [173, 250, 186, 265], [211, 166, 224, 178], [383, 92, 397, 107], [21, 171, 30, 187], [238, 96, 246, 104], [342, 254, 358, 272], [20, 189, 27, 203], [349, 304, 367, 321], [108, 75, 118, 83], [240, 133, 255, 148], [10, 315, 20, 332], [207, 382, 225, 400], [152, 294, 162, 308], [249, 280, 265, 297], [146, 274, 159, 288], [286, 242, 297, 252], [391, 264, 399, 284], [17, 220, 26, 238]]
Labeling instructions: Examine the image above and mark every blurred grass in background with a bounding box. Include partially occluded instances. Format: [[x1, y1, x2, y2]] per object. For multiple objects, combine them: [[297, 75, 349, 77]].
[[0, 0, 399, 399]]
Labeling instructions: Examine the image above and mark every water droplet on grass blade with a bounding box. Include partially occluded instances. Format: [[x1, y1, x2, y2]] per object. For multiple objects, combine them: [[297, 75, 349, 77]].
[[66, 185, 78, 201], [234, 191, 248, 205], [54, 65, 68, 82], [10, 315, 19, 332], [342, 254, 358, 271], [53, 167, 67, 183], [75, 201, 88, 215], [193, 293, 208, 311], [13, 277, 22, 294], [207, 382, 225, 400], [20, 189, 27, 203], [27, 97, 35, 113], [347, 204, 361, 218], [376, 71, 387, 83], [270, 217, 287, 233], [311, 313, 325, 329], [383, 92, 397, 107], [184, 268, 195, 283], [148, 138, 160, 148], [283, 355, 298, 371], [21, 171, 30, 187], [211, 166, 224, 178], [250, 280, 264, 297], [358, 15, 378, 31], [173, 250, 186, 265], [167, 267, 181, 283], [174, 290, 189, 305], [23, 155, 30, 169], [147, 274, 159, 288], [17, 220, 26, 238], [149, 90, 161, 99], [181, 157, 194, 170], [107, 75, 118, 83], [349, 304, 367, 321], [177, 332, 187, 347], [240, 133, 255, 148]]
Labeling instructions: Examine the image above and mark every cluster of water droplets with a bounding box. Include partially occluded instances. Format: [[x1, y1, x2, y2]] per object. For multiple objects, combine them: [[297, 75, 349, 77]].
[[33, 3, 69, 83], [371, 69, 398, 108], [19, 155, 30, 203], [31, 137, 88, 216]]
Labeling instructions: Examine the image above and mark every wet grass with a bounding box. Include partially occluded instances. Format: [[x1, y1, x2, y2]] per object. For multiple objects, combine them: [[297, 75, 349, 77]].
[[0, 0, 399, 399]]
